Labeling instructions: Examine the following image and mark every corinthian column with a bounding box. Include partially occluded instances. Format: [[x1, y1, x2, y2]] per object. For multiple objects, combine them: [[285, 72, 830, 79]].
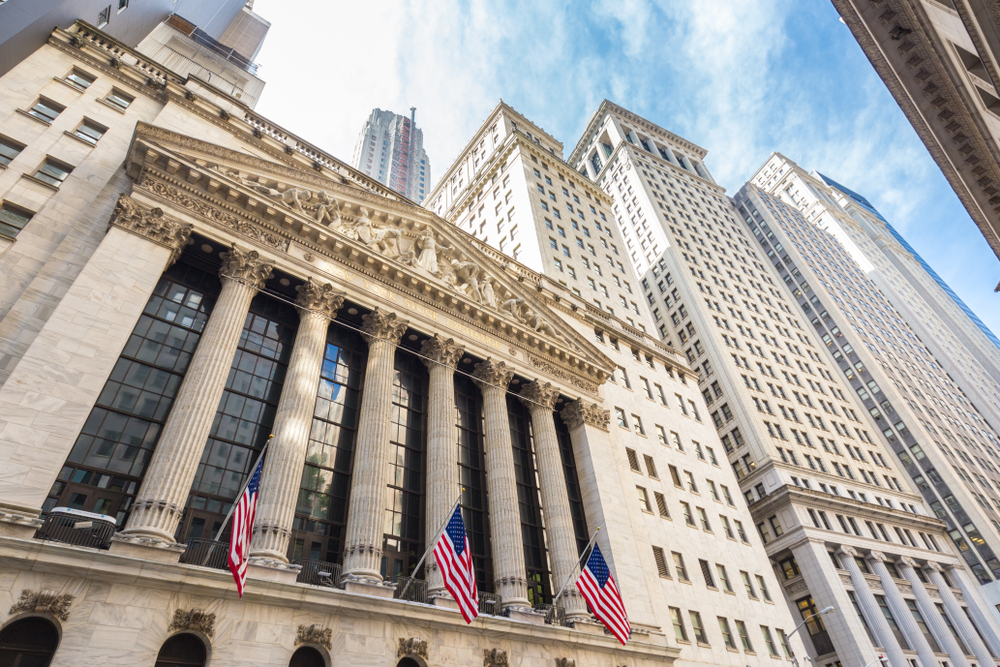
[[932, 563, 1000, 659], [119, 244, 273, 544], [473, 358, 530, 611], [341, 309, 409, 586], [839, 546, 909, 667], [250, 279, 344, 564], [869, 551, 939, 667], [898, 558, 970, 667], [520, 381, 587, 621], [419, 335, 465, 601]]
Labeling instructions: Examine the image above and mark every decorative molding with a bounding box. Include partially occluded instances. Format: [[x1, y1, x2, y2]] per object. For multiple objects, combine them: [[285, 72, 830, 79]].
[[295, 278, 344, 319], [838, 545, 859, 558], [361, 308, 409, 346], [560, 399, 610, 432], [108, 194, 192, 264], [295, 624, 332, 650], [528, 355, 600, 395], [869, 550, 888, 563], [397, 637, 429, 660], [899, 556, 918, 569], [419, 334, 465, 370], [483, 648, 509, 667], [926, 561, 943, 572], [473, 358, 514, 391], [785, 579, 809, 595], [168, 609, 215, 637], [519, 381, 559, 410], [220, 243, 274, 290], [10, 590, 73, 621], [555, 659, 576, 667]]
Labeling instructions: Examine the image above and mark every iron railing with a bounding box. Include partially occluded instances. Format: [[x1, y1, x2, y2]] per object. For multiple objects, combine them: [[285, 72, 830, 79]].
[[478, 591, 503, 616], [534, 603, 569, 627], [179, 538, 228, 570], [390, 576, 428, 604], [294, 559, 344, 589], [35, 508, 116, 549]]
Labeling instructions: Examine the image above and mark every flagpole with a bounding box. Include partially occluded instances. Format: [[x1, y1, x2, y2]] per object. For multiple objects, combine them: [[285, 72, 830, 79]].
[[551, 527, 601, 608], [398, 489, 464, 599], [212, 435, 271, 543]]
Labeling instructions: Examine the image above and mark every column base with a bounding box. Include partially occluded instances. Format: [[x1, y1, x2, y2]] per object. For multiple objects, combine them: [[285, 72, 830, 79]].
[[343, 576, 396, 599], [0, 513, 43, 539], [247, 558, 302, 585], [507, 607, 547, 625], [109, 535, 184, 563]]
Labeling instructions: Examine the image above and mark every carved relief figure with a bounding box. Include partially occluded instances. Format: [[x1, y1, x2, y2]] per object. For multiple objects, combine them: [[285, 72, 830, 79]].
[[219, 168, 275, 196], [312, 191, 341, 227], [352, 209, 401, 258], [480, 275, 497, 308], [415, 228, 451, 275], [450, 259, 482, 303], [278, 186, 311, 212], [500, 297, 526, 322], [523, 307, 558, 337]]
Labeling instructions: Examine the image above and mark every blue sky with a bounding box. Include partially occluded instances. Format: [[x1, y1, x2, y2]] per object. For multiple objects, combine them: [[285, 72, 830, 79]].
[[250, 0, 1000, 339]]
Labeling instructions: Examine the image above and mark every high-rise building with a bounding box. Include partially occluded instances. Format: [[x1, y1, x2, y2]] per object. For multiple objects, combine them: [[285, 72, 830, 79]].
[[351, 107, 431, 203], [747, 152, 1000, 605], [830, 0, 1000, 274], [570, 100, 1000, 667]]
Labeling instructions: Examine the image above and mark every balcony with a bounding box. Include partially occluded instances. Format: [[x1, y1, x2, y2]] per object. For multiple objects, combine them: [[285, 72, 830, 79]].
[[34, 508, 116, 550], [179, 538, 228, 570], [295, 559, 344, 589]]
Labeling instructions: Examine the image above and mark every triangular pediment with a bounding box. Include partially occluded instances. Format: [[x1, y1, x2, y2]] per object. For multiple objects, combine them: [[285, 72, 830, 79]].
[[124, 123, 614, 394]]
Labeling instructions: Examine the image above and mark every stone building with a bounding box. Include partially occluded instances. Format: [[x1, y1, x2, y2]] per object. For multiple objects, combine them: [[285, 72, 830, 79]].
[[829, 0, 1000, 276], [351, 108, 431, 204], [0, 15, 804, 667], [570, 100, 1000, 667]]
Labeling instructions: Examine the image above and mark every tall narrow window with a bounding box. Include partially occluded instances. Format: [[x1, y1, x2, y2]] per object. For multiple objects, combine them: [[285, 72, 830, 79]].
[[28, 97, 64, 123], [508, 395, 550, 605], [34, 158, 73, 188], [0, 203, 33, 239]]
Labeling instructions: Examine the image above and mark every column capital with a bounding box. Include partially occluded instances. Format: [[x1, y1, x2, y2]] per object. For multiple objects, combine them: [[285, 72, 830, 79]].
[[419, 334, 464, 370], [868, 550, 888, 563], [560, 399, 610, 432], [837, 545, 859, 558], [899, 556, 919, 569], [473, 358, 513, 391], [361, 308, 408, 345], [926, 561, 944, 573], [295, 278, 344, 319], [519, 381, 559, 410], [220, 243, 274, 289], [109, 194, 192, 265]]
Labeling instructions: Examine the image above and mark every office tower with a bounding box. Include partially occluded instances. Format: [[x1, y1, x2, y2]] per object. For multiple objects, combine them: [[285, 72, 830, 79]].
[[831, 0, 1000, 271], [748, 153, 1000, 602], [0, 0, 251, 79], [428, 100, 809, 667], [571, 100, 1000, 667], [351, 107, 431, 203]]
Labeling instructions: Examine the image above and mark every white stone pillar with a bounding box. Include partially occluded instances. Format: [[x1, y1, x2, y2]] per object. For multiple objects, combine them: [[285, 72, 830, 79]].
[[936, 563, 1000, 659], [118, 244, 273, 545], [898, 558, 970, 667], [341, 309, 408, 587], [520, 381, 587, 621], [473, 358, 530, 612], [250, 279, 344, 564], [840, 546, 909, 667], [419, 334, 464, 601], [869, 551, 939, 667]]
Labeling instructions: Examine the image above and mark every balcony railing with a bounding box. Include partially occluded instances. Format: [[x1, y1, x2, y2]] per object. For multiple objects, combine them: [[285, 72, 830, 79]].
[[534, 603, 570, 627], [35, 508, 116, 550], [294, 559, 344, 589], [478, 591, 503, 616], [389, 576, 428, 604], [179, 538, 228, 570]]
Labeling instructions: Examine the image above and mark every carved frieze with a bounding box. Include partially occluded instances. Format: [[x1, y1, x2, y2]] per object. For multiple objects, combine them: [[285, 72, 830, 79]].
[[555, 659, 576, 667], [560, 399, 610, 432], [529, 356, 599, 395], [361, 308, 409, 346], [473, 358, 514, 391], [295, 624, 332, 650], [168, 609, 215, 637], [295, 278, 344, 319], [109, 194, 192, 264], [397, 637, 429, 660], [10, 590, 73, 621], [519, 381, 559, 411], [220, 243, 274, 290], [419, 334, 465, 370], [484, 648, 508, 667]]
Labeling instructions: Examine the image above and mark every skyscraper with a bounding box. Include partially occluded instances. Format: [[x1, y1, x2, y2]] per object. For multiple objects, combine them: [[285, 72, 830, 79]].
[[570, 99, 1000, 666], [351, 107, 431, 203]]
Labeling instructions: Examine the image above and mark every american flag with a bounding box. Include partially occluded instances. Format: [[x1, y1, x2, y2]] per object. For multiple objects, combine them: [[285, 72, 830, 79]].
[[228, 452, 264, 598], [576, 543, 630, 644], [433, 506, 479, 623]]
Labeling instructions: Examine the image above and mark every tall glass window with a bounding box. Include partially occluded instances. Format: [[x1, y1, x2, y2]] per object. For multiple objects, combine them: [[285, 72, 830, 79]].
[[381, 350, 427, 579], [455, 374, 493, 592], [46, 262, 219, 526], [178, 295, 297, 541], [507, 395, 551, 606], [291, 323, 365, 564], [554, 412, 590, 554]]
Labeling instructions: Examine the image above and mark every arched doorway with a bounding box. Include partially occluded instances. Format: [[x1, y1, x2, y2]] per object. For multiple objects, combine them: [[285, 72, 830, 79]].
[[289, 646, 326, 667], [397, 659, 422, 667], [0, 617, 59, 667], [154, 633, 207, 667]]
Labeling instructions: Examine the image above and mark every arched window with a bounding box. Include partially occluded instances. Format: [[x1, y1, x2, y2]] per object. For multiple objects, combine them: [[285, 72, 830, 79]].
[[289, 646, 326, 667], [0, 617, 59, 667], [154, 633, 206, 667], [396, 659, 422, 667]]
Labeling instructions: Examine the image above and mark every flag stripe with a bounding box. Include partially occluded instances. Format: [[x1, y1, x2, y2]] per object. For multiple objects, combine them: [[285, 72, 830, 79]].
[[574, 544, 630, 645], [228, 453, 264, 598], [435, 507, 479, 624]]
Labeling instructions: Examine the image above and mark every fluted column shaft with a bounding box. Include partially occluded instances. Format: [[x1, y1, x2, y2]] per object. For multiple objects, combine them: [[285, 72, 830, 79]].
[[869, 552, 939, 667], [420, 335, 464, 598], [474, 359, 530, 610], [250, 280, 343, 562], [122, 245, 273, 542], [932, 565, 1000, 661], [341, 309, 408, 581], [521, 381, 587, 620], [840, 547, 909, 667], [898, 560, 970, 667]]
